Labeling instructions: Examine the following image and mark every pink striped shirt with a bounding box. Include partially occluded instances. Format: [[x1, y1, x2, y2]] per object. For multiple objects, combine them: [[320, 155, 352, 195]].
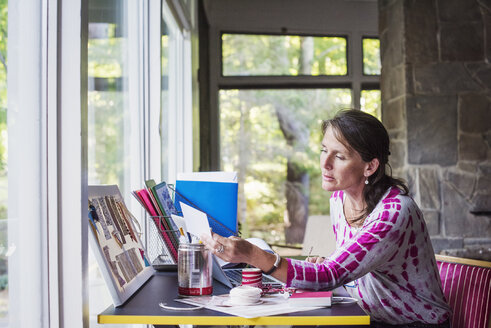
[[286, 187, 451, 324]]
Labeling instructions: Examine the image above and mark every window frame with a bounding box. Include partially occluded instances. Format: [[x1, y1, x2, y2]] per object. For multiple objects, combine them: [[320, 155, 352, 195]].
[[200, 0, 380, 170], [361, 36, 382, 76], [7, 0, 195, 326], [220, 31, 350, 78], [8, 0, 88, 326]]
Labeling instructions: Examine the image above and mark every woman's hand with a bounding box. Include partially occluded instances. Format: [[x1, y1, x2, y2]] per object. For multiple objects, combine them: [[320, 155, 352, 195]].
[[306, 256, 325, 264], [200, 232, 255, 265]]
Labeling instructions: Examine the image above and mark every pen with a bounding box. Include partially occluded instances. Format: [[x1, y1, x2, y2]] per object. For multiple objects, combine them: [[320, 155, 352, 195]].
[[306, 246, 314, 262]]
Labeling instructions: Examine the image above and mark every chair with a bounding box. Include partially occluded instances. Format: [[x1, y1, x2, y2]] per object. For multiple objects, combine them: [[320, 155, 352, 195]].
[[435, 254, 491, 328], [301, 215, 336, 257]]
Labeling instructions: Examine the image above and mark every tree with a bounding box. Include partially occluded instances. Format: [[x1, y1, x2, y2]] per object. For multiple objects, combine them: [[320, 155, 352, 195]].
[[221, 34, 351, 245]]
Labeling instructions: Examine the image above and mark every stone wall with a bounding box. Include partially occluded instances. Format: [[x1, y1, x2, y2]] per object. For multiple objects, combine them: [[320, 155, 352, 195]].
[[379, 0, 491, 261]]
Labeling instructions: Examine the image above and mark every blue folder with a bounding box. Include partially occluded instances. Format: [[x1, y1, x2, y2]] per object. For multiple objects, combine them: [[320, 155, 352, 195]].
[[174, 177, 238, 237]]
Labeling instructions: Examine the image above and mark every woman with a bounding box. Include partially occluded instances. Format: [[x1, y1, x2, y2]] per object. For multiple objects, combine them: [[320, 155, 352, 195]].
[[201, 109, 451, 327]]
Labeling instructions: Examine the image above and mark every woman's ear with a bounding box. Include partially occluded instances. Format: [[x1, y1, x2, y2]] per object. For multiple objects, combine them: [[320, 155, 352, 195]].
[[365, 158, 380, 178]]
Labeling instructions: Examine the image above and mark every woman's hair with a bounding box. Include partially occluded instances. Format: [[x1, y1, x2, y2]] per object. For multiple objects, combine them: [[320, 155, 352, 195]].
[[322, 109, 408, 225]]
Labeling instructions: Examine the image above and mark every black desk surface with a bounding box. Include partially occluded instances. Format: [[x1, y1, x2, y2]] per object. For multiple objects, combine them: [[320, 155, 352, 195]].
[[98, 272, 370, 326]]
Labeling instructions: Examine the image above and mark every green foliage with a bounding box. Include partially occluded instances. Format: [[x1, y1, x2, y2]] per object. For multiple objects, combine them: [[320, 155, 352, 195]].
[[220, 32, 364, 244], [0, 0, 7, 176], [222, 34, 347, 76], [361, 90, 381, 120], [88, 91, 125, 185], [0, 274, 7, 290], [88, 37, 123, 78], [221, 88, 351, 244], [363, 38, 381, 75]]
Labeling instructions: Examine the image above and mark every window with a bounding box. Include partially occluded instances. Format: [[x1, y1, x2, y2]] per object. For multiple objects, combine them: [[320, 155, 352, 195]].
[[5, 0, 194, 326], [0, 0, 7, 324], [87, 1, 146, 326], [362, 37, 381, 75], [222, 34, 347, 76], [220, 89, 351, 242], [204, 2, 380, 246], [219, 34, 381, 245], [87, 0, 194, 325]]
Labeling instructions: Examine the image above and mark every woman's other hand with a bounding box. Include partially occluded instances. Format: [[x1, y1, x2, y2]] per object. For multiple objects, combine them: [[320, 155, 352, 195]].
[[200, 232, 255, 264], [306, 256, 325, 264]]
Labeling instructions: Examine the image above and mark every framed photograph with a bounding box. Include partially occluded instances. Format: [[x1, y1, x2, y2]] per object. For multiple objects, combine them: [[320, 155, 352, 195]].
[[88, 185, 155, 306]]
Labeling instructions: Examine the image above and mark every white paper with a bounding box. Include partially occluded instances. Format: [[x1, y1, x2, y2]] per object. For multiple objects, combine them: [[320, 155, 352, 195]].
[[180, 202, 212, 241], [177, 171, 238, 183], [176, 293, 323, 319], [170, 214, 188, 236]]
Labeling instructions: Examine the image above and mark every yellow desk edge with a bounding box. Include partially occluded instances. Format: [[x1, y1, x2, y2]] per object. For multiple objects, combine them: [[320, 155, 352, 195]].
[[98, 314, 371, 325]]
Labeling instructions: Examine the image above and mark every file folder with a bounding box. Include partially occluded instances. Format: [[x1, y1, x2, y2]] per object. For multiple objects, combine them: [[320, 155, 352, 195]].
[[174, 172, 238, 237]]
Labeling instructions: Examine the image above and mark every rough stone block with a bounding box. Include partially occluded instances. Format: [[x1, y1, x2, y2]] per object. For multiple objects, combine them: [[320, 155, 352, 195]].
[[419, 167, 441, 209], [439, 247, 491, 261], [423, 210, 440, 235], [413, 63, 481, 94], [431, 236, 464, 254], [441, 181, 469, 236], [472, 174, 491, 213], [486, 13, 491, 62], [464, 237, 491, 247], [383, 97, 405, 130], [407, 96, 458, 165], [437, 0, 481, 21], [378, 0, 399, 12], [388, 130, 406, 140], [475, 67, 491, 88], [382, 64, 406, 101], [389, 139, 406, 170], [457, 161, 478, 173], [380, 32, 404, 71], [468, 211, 491, 238], [475, 173, 491, 191], [459, 94, 491, 134], [405, 63, 414, 96], [440, 22, 484, 61], [404, 0, 438, 64], [478, 163, 491, 177], [486, 131, 491, 149], [470, 193, 491, 214], [444, 168, 476, 198], [384, 0, 404, 68], [459, 133, 488, 161], [442, 181, 491, 237], [406, 167, 419, 201]]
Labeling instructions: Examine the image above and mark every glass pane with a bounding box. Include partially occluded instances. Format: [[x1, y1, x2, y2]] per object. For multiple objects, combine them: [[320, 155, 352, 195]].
[[0, 0, 7, 323], [220, 89, 351, 245], [161, 18, 169, 179], [222, 34, 347, 76], [88, 1, 143, 327], [361, 89, 381, 120], [362, 38, 380, 75]]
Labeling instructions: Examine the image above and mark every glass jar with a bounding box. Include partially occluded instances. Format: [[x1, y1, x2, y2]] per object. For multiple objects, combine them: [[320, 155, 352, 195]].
[[178, 243, 213, 296]]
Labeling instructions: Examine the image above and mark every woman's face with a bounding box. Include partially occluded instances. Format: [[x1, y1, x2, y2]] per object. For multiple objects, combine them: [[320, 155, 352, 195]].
[[320, 126, 370, 193]]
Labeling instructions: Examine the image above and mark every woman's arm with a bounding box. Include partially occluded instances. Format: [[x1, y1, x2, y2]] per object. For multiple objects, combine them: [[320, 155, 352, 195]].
[[200, 233, 288, 282]]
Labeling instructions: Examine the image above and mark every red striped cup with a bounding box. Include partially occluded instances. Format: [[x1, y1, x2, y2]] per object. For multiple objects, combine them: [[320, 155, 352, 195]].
[[242, 268, 262, 288]]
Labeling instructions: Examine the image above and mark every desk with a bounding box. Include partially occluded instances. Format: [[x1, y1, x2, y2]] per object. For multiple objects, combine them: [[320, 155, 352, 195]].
[[98, 272, 370, 326]]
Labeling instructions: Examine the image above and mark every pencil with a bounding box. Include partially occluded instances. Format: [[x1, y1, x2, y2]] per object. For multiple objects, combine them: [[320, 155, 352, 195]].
[[306, 246, 314, 262]]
